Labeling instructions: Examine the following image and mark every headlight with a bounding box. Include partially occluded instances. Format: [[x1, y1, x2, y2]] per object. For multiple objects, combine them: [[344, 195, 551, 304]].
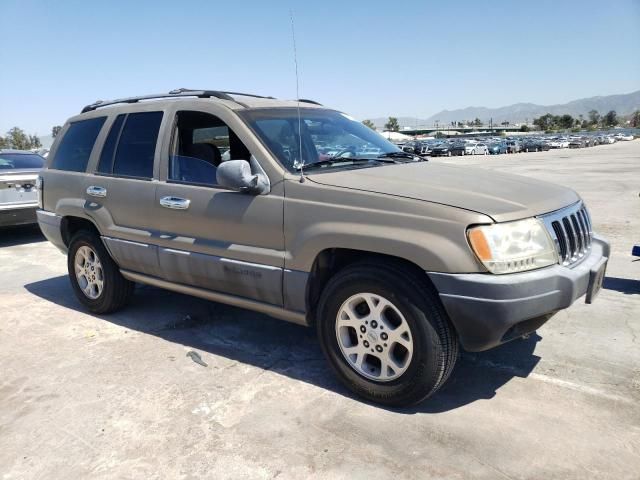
[[467, 218, 558, 274]]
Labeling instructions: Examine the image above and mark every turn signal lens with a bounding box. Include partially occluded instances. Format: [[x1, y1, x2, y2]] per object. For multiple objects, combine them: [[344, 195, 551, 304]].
[[468, 228, 492, 261]]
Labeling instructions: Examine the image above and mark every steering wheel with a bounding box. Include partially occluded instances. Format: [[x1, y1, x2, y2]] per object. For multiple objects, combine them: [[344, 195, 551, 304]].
[[333, 147, 357, 159]]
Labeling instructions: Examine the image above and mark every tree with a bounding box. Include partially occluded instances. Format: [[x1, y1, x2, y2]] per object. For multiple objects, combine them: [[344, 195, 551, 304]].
[[631, 110, 640, 128], [558, 114, 575, 130], [362, 119, 376, 130], [2, 127, 42, 150], [472, 118, 483, 127], [533, 113, 554, 131], [603, 110, 618, 127], [588, 110, 600, 126], [5, 127, 30, 150], [501, 121, 510, 126], [52, 125, 62, 138], [29, 135, 42, 148], [519, 124, 530, 132], [384, 117, 400, 132]]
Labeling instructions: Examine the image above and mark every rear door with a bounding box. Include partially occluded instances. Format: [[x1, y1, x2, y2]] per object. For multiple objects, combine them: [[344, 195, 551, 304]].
[[87, 109, 169, 278], [150, 105, 285, 306]]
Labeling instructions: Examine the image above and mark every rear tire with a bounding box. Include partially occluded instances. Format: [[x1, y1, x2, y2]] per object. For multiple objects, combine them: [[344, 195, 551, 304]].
[[67, 230, 134, 314], [316, 262, 458, 407]]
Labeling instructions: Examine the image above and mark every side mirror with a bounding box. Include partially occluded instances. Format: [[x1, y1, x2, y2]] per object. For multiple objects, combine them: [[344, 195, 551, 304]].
[[216, 157, 270, 195]]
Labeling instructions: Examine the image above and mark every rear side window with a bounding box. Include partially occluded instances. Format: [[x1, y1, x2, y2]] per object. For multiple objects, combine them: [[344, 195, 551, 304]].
[[51, 117, 106, 172], [0, 153, 44, 169], [112, 111, 163, 179], [97, 114, 125, 174]]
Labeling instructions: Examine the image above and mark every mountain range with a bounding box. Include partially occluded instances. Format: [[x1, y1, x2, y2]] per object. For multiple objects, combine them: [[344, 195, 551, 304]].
[[369, 90, 640, 128]]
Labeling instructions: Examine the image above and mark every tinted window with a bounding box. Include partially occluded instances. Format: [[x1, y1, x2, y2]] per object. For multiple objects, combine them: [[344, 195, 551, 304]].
[[112, 112, 163, 178], [0, 153, 45, 170], [51, 117, 106, 172], [97, 114, 125, 173]]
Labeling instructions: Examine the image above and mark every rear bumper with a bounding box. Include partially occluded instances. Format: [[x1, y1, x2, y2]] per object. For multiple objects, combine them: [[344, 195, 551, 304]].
[[0, 204, 38, 227], [36, 209, 67, 253], [428, 236, 610, 352]]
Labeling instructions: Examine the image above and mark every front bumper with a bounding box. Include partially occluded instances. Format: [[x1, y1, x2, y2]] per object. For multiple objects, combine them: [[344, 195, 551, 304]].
[[0, 204, 38, 227], [428, 236, 610, 352]]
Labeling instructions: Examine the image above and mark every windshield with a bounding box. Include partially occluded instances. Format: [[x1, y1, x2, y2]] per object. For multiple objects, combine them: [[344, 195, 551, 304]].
[[239, 108, 402, 172], [0, 153, 45, 170]]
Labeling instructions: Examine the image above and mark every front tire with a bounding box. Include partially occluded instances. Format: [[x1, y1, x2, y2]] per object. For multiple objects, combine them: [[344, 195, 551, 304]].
[[316, 262, 458, 407], [67, 230, 134, 314]]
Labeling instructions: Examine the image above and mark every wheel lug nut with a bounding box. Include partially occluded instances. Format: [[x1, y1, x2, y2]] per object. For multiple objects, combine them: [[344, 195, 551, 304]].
[[375, 345, 383, 353], [371, 320, 378, 328], [381, 332, 388, 340], [360, 326, 366, 333], [363, 340, 370, 348]]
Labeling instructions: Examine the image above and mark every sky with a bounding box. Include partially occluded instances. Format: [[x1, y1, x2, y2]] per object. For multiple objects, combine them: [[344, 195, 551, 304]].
[[1, 0, 639, 136]]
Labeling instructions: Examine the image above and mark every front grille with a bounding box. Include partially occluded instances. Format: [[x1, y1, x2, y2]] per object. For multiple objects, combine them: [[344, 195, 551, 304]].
[[540, 202, 593, 267]]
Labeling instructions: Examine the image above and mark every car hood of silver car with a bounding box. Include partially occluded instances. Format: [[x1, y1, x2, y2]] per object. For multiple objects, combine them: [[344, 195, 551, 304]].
[[306, 161, 580, 223]]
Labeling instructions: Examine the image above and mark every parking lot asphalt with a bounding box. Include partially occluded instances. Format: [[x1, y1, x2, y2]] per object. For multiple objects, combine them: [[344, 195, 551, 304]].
[[1, 141, 639, 480]]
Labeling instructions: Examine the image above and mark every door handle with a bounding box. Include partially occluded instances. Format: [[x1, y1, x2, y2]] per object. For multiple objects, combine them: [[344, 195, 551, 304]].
[[160, 196, 190, 210], [86, 186, 107, 198]]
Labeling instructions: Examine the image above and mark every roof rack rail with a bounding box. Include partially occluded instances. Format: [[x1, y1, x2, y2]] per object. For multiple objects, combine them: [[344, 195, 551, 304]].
[[298, 98, 322, 106], [219, 91, 276, 100], [80, 88, 268, 113]]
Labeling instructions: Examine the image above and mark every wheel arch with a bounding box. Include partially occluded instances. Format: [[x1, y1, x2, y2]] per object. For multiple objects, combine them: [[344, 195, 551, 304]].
[[305, 248, 437, 326], [61, 215, 101, 247]]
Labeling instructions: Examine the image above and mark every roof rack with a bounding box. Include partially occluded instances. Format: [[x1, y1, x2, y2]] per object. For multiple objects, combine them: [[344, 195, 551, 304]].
[[80, 89, 321, 113], [219, 90, 276, 100], [80, 88, 275, 113], [298, 98, 322, 106]]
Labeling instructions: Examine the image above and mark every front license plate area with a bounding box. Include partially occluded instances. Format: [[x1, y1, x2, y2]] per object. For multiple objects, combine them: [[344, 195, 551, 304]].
[[585, 258, 607, 304]]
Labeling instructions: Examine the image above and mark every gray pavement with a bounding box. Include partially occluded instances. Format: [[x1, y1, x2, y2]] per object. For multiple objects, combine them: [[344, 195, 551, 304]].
[[1, 140, 639, 479]]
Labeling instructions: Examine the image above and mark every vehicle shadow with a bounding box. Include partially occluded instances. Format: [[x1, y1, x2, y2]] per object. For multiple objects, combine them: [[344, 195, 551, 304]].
[[0, 224, 45, 247], [603, 276, 640, 295], [25, 275, 542, 414]]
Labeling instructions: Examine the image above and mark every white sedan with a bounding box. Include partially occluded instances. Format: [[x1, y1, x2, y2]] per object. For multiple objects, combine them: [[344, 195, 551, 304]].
[[615, 134, 634, 141], [465, 143, 489, 155]]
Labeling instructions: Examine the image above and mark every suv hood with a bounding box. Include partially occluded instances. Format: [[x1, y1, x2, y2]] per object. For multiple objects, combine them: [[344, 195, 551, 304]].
[[307, 162, 579, 222]]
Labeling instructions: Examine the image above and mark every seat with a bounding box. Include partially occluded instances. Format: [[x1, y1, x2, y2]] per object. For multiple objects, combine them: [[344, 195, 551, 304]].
[[186, 143, 222, 167]]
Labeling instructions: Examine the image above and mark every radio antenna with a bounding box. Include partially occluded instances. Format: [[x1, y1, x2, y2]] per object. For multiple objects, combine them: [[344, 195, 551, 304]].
[[289, 9, 305, 183]]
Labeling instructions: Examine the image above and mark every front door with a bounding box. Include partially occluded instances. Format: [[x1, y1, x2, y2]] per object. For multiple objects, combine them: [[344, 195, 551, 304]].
[[151, 108, 285, 306]]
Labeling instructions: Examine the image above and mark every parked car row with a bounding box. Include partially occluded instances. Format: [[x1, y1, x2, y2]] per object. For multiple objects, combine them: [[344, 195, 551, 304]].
[[398, 132, 635, 157]]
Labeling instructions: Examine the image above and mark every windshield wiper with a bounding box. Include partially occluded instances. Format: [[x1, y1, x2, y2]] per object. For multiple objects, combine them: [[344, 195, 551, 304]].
[[377, 151, 421, 160], [295, 157, 396, 171]]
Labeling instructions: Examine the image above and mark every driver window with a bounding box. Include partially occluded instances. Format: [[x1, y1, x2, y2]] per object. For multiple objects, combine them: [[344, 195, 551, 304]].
[[169, 111, 251, 186]]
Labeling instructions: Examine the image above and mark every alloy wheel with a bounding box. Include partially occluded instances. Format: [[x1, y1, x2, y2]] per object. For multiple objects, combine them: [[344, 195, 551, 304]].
[[74, 245, 104, 299], [335, 293, 414, 382]]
